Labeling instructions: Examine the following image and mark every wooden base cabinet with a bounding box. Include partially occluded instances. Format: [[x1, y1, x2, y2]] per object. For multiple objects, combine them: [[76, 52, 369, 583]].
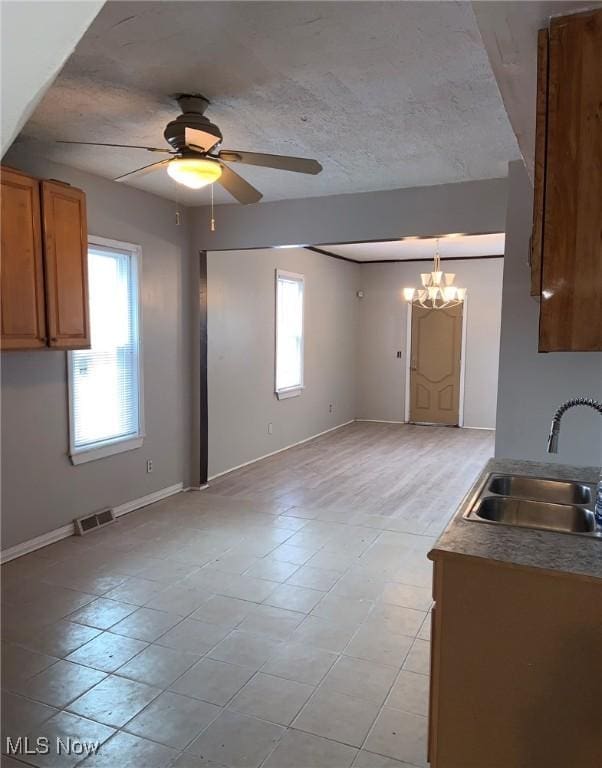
[[427, 553, 602, 767], [1, 168, 90, 351]]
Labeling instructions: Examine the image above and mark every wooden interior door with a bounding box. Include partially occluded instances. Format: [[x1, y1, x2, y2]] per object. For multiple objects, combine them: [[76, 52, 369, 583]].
[[0, 167, 47, 349], [409, 303, 463, 425], [41, 180, 90, 349]]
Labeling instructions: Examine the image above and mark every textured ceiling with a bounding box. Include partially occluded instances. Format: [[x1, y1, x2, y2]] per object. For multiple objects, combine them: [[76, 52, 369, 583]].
[[15, 1, 519, 204], [322, 232, 505, 262]]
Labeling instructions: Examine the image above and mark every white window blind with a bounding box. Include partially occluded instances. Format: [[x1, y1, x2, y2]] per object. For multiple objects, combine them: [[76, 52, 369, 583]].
[[69, 240, 142, 462], [275, 270, 304, 396]]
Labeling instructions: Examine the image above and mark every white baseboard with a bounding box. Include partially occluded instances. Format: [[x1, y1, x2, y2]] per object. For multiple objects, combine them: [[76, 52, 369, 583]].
[[208, 420, 355, 481], [0, 524, 76, 565], [356, 418, 495, 431], [355, 418, 407, 424], [112, 483, 183, 518], [0, 482, 184, 564]]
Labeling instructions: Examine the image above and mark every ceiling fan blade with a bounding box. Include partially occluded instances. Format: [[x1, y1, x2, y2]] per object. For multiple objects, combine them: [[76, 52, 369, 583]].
[[217, 163, 262, 204], [218, 150, 322, 175], [114, 158, 172, 182], [57, 141, 173, 153]]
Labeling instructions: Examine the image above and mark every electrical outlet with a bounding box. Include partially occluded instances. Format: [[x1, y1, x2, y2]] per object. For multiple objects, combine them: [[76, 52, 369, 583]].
[[267, 423, 273, 435], [146, 459, 153, 473], [329, 403, 334, 413]]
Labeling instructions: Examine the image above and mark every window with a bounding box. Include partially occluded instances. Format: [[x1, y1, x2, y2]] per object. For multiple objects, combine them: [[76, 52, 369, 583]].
[[68, 237, 143, 464], [275, 269, 304, 398]]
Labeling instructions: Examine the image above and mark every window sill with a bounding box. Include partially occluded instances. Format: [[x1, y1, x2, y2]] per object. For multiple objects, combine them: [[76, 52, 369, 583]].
[[70, 435, 144, 465], [276, 387, 304, 400]]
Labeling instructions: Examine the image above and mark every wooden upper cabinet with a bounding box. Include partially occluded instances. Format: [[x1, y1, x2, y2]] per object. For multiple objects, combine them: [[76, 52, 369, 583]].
[[530, 29, 548, 298], [1, 169, 90, 351], [41, 180, 90, 349], [534, 9, 602, 351], [1, 168, 47, 349]]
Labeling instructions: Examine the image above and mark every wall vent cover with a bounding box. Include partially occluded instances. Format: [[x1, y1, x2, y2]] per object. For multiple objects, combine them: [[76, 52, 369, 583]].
[[74, 508, 115, 536]]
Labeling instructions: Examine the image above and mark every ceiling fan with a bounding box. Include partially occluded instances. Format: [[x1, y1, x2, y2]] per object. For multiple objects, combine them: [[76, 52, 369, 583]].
[[56, 94, 323, 204]]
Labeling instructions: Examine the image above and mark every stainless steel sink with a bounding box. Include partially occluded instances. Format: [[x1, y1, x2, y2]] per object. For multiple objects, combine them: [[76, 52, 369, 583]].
[[472, 496, 595, 534], [464, 473, 600, 538], [486, 474, 592, 506]]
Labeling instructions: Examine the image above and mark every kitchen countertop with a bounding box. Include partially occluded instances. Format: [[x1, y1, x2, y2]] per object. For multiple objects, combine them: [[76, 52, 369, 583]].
[[429, 458, 601, 580]]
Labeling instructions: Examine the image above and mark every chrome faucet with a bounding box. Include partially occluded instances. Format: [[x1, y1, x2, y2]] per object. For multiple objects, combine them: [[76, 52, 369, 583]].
[[546, 397, 602, 525]]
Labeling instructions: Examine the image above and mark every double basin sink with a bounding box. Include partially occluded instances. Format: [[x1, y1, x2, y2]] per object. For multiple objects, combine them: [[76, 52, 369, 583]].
[[464, 473, 600, 538]]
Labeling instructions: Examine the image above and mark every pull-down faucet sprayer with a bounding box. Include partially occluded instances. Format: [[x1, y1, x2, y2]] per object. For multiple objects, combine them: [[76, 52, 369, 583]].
[[546, 397, 602, 525]]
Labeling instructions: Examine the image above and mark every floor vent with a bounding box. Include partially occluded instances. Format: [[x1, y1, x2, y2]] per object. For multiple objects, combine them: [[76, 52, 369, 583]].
[[74, 508, 115, 536]]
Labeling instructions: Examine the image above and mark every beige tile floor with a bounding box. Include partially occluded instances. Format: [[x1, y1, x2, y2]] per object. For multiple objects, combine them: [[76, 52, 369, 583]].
[[1, 423, 493, 767]]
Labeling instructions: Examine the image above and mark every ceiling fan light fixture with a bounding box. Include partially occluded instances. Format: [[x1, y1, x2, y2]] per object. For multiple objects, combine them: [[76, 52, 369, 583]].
[[167, 157, 222, 189], [60, 96, 321, 204]]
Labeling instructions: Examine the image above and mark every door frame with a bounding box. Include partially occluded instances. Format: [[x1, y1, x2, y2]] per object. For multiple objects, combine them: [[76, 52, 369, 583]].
[[199, 250, 208, 486], [403, 296, 468, 426]]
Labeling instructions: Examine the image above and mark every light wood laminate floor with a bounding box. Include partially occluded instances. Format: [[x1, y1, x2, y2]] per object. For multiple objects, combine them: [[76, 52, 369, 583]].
[[1, 423, 493, 768]]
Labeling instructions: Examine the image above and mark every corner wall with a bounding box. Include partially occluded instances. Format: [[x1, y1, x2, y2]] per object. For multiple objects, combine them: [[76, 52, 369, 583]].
[[494, 160, 602, 465], [207, 248, 359, 478], [1, 153, 194, 550]]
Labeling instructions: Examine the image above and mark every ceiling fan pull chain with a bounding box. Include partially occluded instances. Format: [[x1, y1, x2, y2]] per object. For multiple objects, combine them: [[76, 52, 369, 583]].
[[210, 183, 216, 232], [175, 185, 182, 226]]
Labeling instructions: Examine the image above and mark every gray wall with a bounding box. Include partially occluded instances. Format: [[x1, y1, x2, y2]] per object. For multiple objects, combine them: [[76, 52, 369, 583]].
[[356, 258, 504, 428], [194, 178, 508, 251], [495, 161, 602, 465], [1, 153, 194, 550], [207, 247, 359, 478]]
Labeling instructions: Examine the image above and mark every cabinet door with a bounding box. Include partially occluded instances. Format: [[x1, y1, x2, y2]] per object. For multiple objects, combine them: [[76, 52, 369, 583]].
[[41, 180, 90, 349], [430, 554, 602, 767], [0, 167, 47, 349], [539, 9, 602, 351], [530, 29, 548, 297]]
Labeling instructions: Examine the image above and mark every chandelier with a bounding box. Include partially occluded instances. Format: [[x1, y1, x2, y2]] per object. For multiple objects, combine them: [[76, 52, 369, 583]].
[[403, 239, 466, 309]]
